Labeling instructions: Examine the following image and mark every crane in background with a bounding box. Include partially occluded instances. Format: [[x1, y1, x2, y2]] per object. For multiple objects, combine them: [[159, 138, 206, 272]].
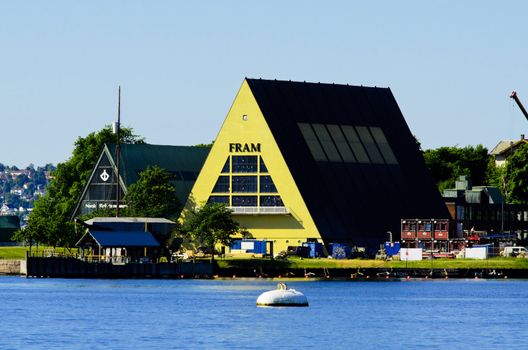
[[510, 91, 528, 122]]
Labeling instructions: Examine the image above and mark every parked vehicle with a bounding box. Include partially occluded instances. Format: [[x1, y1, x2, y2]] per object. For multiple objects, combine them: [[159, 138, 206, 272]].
[[501, 246, 528, 257]]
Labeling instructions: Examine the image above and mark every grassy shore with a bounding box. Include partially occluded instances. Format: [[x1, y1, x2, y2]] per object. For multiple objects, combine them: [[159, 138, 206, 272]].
[[216, 256, 528, 270], [3, 246, 528, 270], [0, 246, 77, 260]]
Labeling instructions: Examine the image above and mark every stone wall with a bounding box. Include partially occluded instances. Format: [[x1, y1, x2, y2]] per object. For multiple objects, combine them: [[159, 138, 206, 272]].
[[0, 260, 22, 275]]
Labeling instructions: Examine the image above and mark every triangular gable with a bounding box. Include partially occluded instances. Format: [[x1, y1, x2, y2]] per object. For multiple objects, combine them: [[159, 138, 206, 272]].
[[71, 145, 126, 219], [184, 79, 321, 243]]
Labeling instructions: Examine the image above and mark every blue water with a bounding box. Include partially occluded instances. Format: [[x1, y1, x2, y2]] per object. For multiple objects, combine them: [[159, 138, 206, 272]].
[[1, 277, 527, 349]]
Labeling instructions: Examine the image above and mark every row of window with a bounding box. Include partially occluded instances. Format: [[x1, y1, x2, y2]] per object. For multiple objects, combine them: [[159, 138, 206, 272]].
[[458, 206, 528, 222], [222, 156, 268, 174], [402, 223, 448, 232], [298, 123, 398, 165], [212, 175, 278, 193], [208, 195, 284, 207]]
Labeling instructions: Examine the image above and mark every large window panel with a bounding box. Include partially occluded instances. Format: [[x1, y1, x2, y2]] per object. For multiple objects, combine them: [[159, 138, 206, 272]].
[[232, 156, 258, 173], [212, 176, 230, 193], [260, 196, 284, 207], [298, 123, 328, 161], [260, 175, 278, 193], [232, 196, 257, 206], [327, 125, 356, 163], [232, 176, 257, 193], [312, 124, 342, 162], [341, 125, 370, 163], [207, 196, 229, 205], [369, 127, 398, 165], [259, 157, 268, 173], [221, 158, 230, 173], [355, 126, 384, 164]]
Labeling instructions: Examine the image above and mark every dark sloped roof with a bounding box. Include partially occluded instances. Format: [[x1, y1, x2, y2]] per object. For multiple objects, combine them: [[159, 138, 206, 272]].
[[0, 215, 20, 229], [0, 215, 20, 242], [246, 78, 449, 248], [77, 231, 160, 247], [106, 143, 210, 202]]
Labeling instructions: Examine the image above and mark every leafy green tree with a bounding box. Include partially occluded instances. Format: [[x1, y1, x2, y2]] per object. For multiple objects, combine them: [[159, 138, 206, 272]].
[[183, 203, 240, 261], [124, 166, 180, 218], [504, 143, 528, 204], [423, 145, 490, 191], [18, 126, 144, 246]]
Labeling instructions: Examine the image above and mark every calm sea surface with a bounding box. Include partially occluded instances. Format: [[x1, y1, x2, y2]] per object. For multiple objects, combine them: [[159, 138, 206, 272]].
[[0, 277, 527, 349]]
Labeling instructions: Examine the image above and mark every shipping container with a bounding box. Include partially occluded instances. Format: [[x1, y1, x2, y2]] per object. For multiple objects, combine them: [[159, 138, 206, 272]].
[[384, 242, 401, 257], [417, 220, 433, 239], [230, 239, 267, 254], [302, 242, 324, 258], [331, 243, 352, 259], [401, 219, 417, 240], [433, 219, 449, 240], [400, 248, 423, 261]]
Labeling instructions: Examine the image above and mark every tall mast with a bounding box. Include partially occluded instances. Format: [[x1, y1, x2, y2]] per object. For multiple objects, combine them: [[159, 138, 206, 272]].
[[116, 86, 121, 217]]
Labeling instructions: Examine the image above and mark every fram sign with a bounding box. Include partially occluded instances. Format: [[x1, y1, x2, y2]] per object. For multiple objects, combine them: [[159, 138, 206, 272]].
[[229, 143, 261, 152]]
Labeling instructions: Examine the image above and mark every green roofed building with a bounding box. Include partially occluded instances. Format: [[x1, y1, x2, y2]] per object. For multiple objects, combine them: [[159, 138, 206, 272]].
[[71, 143, 210, 219], [0, 215, 20, 242]]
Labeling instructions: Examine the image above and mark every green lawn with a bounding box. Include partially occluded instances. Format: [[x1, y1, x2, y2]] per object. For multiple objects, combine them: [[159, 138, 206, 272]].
[[3, 247, 527, 270], [216, 256, 528, 270], [0, 246, 78, 260]]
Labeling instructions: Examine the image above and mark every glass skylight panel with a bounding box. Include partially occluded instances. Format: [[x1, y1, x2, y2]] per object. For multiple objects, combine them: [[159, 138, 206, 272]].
[[298, 123, 328, 161], [369, 127, 398, 165], [355, 126, 384, 164], [341, 125, 370, 163], [327, 125, 356, 163], [312, 124, 342, 162]]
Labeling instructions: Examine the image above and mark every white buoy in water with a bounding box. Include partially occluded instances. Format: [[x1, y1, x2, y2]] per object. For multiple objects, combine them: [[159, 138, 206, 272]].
[[256, 283, 309, 307]]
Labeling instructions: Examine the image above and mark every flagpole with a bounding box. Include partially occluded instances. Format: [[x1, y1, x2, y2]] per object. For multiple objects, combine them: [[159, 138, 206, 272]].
[[501, 175, 506, 232], [116, 86, 121, 217]]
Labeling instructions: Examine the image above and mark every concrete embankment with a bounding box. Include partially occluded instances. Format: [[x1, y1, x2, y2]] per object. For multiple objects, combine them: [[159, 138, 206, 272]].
[[0, 259, 26, 275]]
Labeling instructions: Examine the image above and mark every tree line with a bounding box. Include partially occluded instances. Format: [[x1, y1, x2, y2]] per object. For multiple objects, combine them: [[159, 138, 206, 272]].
[[14, 126, 237, 259], [422, 144, 528, 204], [14, 126, 528, 251]]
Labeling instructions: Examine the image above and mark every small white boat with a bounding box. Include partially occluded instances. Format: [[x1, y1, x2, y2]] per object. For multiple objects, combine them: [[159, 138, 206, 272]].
[[256, 283, 309, 307]]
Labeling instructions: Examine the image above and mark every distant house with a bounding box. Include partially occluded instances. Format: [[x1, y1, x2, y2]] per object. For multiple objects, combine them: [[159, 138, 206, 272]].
[[442, 176, 528, 238], [0, 204, 13, 215], [490, 135, 528, 166], [71, 143, 210, 219], [75, 217, 177, 262]]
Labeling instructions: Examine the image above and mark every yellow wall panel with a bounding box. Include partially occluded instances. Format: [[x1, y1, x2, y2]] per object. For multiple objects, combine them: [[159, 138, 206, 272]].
[[183, 80, 322, 252]]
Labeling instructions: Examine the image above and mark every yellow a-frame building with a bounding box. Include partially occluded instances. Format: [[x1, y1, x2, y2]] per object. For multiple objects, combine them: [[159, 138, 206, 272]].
[[184, 78, 448, 254], [184, 79, 321, 253]]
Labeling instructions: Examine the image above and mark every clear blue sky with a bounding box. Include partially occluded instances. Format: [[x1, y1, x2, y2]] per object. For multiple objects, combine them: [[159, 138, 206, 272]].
[[1, 1, 527, 167]]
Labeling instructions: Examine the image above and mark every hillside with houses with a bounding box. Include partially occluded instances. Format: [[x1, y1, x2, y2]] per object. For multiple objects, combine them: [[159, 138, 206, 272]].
[[0, 163, 55, 226]]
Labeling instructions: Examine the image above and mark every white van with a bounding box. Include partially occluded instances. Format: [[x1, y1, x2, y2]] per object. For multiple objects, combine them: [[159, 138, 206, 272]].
[[501, 246, 528, 257]]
